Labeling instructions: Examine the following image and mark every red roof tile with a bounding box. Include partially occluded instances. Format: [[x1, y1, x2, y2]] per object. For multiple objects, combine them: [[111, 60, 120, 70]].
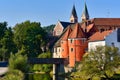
[[91, 18, 120, 26], [61, 27, 72, 40], [86, 24, 94, 32], [69, 23, 85, 38], [89, 30, 113, 42]]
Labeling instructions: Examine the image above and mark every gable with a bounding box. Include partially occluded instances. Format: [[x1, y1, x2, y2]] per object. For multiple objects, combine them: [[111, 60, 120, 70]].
[[54, 22, 64, 31]]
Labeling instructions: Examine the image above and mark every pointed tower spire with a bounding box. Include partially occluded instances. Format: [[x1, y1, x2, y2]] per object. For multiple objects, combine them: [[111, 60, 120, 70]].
[[70, 5, 78, 23], [81, 2, 89, 21]]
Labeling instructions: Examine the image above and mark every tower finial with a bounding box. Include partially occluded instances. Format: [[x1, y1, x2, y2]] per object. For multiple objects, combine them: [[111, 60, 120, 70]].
[[70, 5, 78, 23], [81, 2, 89, 21]]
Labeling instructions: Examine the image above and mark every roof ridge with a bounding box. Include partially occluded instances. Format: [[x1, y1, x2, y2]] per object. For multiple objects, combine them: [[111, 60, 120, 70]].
[[69, 23, 85, 38], [61, 27, 72, 40]]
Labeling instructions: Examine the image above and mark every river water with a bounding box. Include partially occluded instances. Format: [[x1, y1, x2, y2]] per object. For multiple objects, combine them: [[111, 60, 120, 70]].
[[25, 73, 69, 80]]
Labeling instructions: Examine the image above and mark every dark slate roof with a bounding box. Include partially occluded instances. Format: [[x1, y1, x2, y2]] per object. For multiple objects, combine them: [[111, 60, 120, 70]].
[[71, 5, 78, 18], [81, 3, 89, 19], [60, 21, 73, 29]]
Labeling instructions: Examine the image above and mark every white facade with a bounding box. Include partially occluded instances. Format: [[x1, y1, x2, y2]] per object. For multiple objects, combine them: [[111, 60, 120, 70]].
[[53, 47, 62, 58], [88, 41, 105, 51], [88, 29, 120, 52], [105, 29, 120, 51]]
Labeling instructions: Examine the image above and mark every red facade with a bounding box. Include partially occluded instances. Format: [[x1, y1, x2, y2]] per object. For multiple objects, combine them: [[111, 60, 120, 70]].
[[60, 23, 88, 67]]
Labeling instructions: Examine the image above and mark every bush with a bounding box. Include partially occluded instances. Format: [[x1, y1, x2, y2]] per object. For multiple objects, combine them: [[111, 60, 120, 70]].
[[9, 51, 29, 73], [33, 52, 52, 72], [1, 69, 24, 80]]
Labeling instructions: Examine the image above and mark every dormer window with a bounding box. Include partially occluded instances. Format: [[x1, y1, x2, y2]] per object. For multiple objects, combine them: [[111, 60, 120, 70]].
[[70, 39, 73, 43], [100, 28, 104, 32]]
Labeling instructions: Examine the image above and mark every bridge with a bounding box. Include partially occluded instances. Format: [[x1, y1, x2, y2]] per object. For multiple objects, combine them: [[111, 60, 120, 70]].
[[28, 58, 67, 75], [0, 58, 67, 76]]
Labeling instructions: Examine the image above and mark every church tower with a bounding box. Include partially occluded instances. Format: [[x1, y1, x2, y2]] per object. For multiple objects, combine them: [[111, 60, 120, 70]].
[[70, 5, 78, 23], [81, 2, 89, 21]]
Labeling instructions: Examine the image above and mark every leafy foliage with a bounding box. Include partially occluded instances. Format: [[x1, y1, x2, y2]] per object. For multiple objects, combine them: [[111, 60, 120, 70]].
[[9, 51, 29, 73], [33, 52, 52, 72], [0, 22, 17, 61], [1, 69, 24, 80], [27, 74, 52, 80], [73, 46, 120, 79], [43, 24, 55, 35], [0, 22, 7, 40], [13, 21, 47, 57]]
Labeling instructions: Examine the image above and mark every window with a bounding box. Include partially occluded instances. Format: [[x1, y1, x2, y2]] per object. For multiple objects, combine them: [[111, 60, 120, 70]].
[[71, 48, 73, 52], [100, 28, 104, 32], [111, 42, 115, 47], [109, 27, 112, 30], [56, 30, 61, 35], [71, 20, 73, 23], [70, 39, 73, 43], [54, 48, 57, 53], [59, 49, 61, 52], [82, 39, 85, 44]]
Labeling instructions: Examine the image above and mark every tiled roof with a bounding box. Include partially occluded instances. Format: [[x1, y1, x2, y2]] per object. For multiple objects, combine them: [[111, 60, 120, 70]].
[[89, 30, 113, 42], [61, 27, 72, 40], [86, 24, 94, 32], [69, 23, 85, 38], [54, 26, 73, 47], [91, 18, 120, 26], [60, 21, 73, 29]]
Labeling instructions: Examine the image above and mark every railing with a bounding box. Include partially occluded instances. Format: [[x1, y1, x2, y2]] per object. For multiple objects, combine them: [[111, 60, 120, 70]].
[[28, 58, 67, 64]]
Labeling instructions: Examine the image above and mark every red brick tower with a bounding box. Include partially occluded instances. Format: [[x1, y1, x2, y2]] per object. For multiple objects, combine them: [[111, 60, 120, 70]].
[[61, 27, 72, 58], [68, 23, 88, 67]]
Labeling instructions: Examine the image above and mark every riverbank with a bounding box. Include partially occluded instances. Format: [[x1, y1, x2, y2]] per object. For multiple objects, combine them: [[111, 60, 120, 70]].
[[0, 67, 8, 76]]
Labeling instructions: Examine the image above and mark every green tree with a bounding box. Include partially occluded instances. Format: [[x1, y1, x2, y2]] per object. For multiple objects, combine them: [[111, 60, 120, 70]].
[[1, 69, 24, 80], [74, 46, 120, 79], [43, 24, 55, 35], [9, 51, 29, 73], [0, 22, 16, 61], [0, 22, 7, 40], [0, 27, 17, 61], [13, 21, 47, 57], [33, 52, 52, 72]]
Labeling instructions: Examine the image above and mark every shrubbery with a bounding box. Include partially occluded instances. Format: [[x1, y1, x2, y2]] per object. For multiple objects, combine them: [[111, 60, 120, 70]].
[[71, 46, 120, 79], [1, 69, 24, 80], [33, 52, 52, 72], [9, 51, 30, 73]]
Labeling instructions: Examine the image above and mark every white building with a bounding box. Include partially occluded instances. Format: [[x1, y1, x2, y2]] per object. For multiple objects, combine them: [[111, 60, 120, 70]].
[[88, 29, 120, 51], [53, 47, 62, 58]]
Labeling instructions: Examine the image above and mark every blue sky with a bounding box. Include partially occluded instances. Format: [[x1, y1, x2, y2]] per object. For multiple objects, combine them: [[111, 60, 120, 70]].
[[0, 0, 120, 27]]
